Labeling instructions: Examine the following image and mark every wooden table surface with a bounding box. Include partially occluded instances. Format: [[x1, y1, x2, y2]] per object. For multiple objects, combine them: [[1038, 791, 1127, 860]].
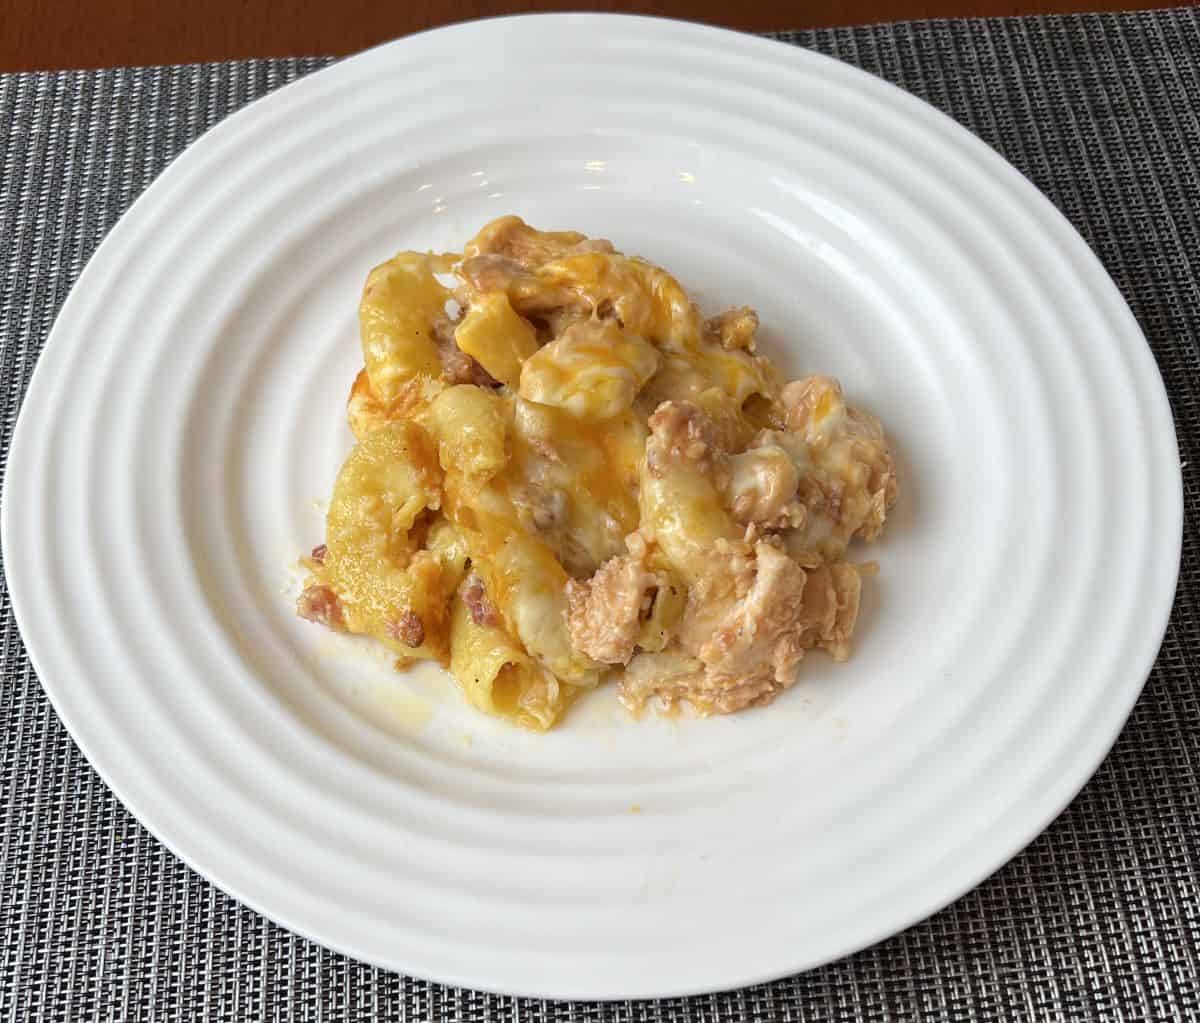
[[2, 0, 1186, 72]]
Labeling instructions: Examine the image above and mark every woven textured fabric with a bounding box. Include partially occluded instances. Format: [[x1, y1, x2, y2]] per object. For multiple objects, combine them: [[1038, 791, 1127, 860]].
[[2, 9, 1199, 1019]]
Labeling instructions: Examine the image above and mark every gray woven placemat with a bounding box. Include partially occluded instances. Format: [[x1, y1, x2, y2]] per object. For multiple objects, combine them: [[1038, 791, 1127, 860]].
[[2, 8, 1199, 1020]]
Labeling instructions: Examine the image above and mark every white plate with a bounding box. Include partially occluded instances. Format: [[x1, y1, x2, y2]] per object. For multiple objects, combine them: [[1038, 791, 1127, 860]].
[[2, 14, 1181, 999]]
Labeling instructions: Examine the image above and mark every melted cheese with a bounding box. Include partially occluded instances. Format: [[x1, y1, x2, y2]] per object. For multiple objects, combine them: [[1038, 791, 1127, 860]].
[[519, 320, 659, 418], [454, 291, 539, 387]]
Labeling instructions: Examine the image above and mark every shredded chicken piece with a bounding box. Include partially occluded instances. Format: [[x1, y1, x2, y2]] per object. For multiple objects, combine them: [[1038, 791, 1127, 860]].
[[723, 441, 802, 527], [310, 544, 328, 564], [645, 400, 726, 480], [679, 541, 808, 684], [647, 400, 802, 529], [779, 376, 897, 561], [705, 307, 759, 351], [297, 585, 345, 631], [619, 548, 863, 714], [566, 554, 662, 665], [796, 562, 862, 661], [619, 650, 780, 716]]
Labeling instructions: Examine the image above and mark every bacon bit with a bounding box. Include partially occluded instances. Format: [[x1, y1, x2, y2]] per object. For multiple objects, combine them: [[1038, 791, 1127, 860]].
[[310, 544, 328, 564], [388, 609, 425, 648], [297, 585, 345, 631], [462, 573, 499, 627]]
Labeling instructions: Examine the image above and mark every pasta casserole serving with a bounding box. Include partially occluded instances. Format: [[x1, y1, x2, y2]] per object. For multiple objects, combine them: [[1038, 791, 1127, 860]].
[[297, 216, 897, 729]]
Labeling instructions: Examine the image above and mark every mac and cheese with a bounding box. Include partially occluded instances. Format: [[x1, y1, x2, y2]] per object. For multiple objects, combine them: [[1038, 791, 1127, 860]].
[[298, 216, 897, 729]]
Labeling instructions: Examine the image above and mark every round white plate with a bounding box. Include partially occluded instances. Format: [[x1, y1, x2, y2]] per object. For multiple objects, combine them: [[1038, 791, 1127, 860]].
[[2, 14, 1181, 999]]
